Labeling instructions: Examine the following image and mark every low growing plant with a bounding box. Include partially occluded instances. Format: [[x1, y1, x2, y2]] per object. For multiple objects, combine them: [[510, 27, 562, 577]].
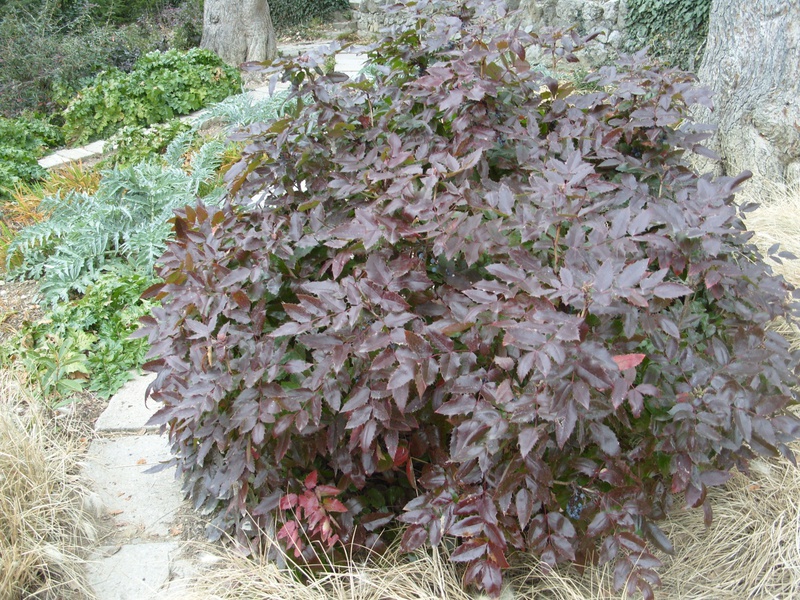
[[1, 266, 157, 401], [103, 119, 193, 168], [62, 47, 241, 144], [138, 2, 800, 597], [6, 137, 227, 303]]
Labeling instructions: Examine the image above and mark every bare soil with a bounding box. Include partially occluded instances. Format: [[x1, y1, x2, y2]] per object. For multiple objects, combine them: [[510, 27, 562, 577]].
[[0, 279, 43, 345]]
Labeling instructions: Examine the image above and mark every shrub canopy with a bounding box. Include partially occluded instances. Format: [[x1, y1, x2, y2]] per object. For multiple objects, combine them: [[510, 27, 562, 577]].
[[139, 2, 800, 597]]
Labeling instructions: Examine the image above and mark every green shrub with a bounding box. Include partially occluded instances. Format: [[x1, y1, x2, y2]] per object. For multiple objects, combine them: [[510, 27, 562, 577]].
[[138, 2, 800, 597], [62, 48, 242, 144], [0, 148, 46, 201], [625, 0, 712, 71], [0, 116, 63, 199], [86, 0, 173, 25], [0, 115, 64, 150], [0, 9, 163, 117], [156, 0, 203, 50]]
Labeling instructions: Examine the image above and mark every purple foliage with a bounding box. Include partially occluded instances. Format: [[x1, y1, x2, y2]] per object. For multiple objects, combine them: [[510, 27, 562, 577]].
[[136, 2, 800, 596]]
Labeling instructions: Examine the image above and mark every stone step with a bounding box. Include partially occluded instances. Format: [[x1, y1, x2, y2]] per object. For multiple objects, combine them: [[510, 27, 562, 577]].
[[95, 373, 159, 433], [82, 433, 184, 538], [87, 542, 180, 600]]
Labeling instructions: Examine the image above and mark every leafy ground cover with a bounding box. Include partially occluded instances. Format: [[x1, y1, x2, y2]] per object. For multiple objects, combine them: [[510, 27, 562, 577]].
[[62, 48, 242, 145], [0, 115, 64, 200], [138, 1, 800, 597]]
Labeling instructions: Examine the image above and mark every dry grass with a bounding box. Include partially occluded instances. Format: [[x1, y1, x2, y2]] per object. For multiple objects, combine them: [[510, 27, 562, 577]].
[[741, 179, 800, 283], [181, 442, 800, 600], [740, 179, 800, 348], [0, 370, 99, 599]]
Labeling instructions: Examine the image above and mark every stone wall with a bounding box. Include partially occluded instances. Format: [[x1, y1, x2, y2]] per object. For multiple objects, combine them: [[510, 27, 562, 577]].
[[352, 0, 630, 65], [351, 0, 403, 35], [518, 0, 628, 63]]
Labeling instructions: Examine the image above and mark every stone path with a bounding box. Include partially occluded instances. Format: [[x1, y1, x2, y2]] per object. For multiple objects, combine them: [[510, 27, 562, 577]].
[[74, 46, 368, 600], [82, 373, 197, 599]]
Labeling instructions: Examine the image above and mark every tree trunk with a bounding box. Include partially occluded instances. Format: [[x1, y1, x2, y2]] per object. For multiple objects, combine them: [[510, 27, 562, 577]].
[[698, 0, 800, 183], [201, 0, 277, 67]]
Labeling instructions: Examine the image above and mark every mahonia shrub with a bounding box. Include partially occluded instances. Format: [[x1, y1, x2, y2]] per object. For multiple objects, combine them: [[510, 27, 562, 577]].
[[62, 48, 241, 144], [138, 1, 800, 597]]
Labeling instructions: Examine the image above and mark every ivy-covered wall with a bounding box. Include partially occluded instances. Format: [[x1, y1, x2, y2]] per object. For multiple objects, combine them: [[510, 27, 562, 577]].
[[517, 0, 711, 69], [624, 0, 711, 71], [354, 0, 711, 71], [270, 0, 351, 31]]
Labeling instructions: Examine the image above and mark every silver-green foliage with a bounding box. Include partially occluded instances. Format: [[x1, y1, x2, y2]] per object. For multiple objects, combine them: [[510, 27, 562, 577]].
[[193, 89, 292, 129], [6, 138, 226, 304]]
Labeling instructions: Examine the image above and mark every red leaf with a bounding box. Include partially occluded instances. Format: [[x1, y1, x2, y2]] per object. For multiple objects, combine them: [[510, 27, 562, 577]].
[[388, 361, 415, 390], [279, 493, 298, 510], [316, 485, 341, 497], [518, 426, 541, 458], [406, 458, 417, 491], [612, 353, 645, 371], [361, 512, 394, 531], [304, 470, 318, 489], [586, 511, 610, 537], [231, 290, 250, 309], [643, 521, 674, 555], [323, 498, 348, 513], [516, 489, 534, 529], [613, 556, 633, 592], [589, 422, 621, 456], [480, 561, 503, 597]]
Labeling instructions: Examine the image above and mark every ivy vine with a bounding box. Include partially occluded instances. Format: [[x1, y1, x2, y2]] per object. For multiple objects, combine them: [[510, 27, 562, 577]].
[[625, 0, 712, 71]]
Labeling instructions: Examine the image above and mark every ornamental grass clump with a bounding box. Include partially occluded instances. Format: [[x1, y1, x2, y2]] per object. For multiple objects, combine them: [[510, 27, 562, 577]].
[[137, 1, 800, 597]]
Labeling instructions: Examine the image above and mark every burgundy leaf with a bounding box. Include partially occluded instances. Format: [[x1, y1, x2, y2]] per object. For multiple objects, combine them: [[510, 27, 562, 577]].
[[450, 540, 488, 562], [652, 282, 693, 299], [401, 525, 428, 552]]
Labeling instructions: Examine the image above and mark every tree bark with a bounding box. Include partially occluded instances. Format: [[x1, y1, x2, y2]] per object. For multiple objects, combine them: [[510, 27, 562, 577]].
[[698, 0, 800, 183], [201, 0, 277, 67]]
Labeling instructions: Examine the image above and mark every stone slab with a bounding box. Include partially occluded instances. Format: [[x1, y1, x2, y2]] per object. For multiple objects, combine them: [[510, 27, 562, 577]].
[[278, 42, 331, 57], [37, 153, 70, 169], [87, 542, 179, 600], [95, 373, 159, 433], [336, 55, 368, 75], [83, 140, 107, 154], [56, 147, 95, 160], [82, 434, 184, 537]]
